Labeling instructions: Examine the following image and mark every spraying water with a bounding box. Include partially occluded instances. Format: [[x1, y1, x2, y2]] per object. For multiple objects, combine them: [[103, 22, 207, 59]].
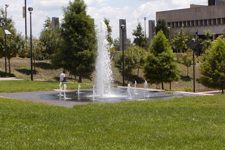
[[95, 21, 113, 97]]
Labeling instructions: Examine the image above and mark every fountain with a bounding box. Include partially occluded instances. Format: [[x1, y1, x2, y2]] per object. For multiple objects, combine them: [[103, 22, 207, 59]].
[[127, 83, 132, 99], [63, 84, 71, 100], [77, 84, 80, 94], [95, 21, 113, 97], [134, 81, 138, 95], [46, 20, 180, 103], [58, 82, 63, 97], [144, 80, 147, 98]]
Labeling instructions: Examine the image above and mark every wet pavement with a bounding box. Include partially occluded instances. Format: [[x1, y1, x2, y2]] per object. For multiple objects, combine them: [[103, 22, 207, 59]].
[[0, 91, 88, 107], [0, 88, 214, 108]]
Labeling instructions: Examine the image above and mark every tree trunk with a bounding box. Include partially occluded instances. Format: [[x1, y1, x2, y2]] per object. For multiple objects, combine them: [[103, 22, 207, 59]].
[[8, 58, 11, 75], [222, 89, 224, 94], [187, 67, 188, 76], [137, 67, 139, 76], [128, 75, 130, 85], [78, 72, 82, 83], [34, 58, 36, 72], [161, 82, 164, 90]]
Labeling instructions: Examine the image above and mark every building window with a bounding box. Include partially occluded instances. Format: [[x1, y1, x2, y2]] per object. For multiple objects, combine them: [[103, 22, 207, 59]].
[[191, 20, 195, 26], [213, 19, 217, 25], [195, 20, 199, 26], [217, 18, 221, 24], [183, 21, 187, 27], [208, 19, 212, 25], [200, 20, 203, 26], [204, 20, 207, 26], [187, 21, 190, 27], [175, 22, 178, 27], [167, 22, 170, 27], [222, 18, 225, 24]]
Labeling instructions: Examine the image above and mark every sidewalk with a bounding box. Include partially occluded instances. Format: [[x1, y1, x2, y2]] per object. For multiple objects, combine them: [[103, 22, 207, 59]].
[[0, 77, 23, 81]]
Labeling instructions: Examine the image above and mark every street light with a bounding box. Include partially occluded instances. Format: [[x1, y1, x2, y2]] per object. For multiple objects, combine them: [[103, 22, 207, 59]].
[[192, 38, 195, 92], [121, 24, 125, 86], [4, 4, 9, 77], [25, 0, 27, 39], [144, 17, 146, 49], [28, 7, 33, 81]]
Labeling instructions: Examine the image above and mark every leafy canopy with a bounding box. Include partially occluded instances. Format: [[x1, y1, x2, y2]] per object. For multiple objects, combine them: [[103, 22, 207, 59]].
[[200, 36, 225, 93], [51, 0, 96, 82], [144, 30, 180, 87]]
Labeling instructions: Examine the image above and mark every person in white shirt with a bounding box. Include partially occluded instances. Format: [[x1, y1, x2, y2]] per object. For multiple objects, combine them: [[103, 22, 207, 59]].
[[60, 70, 69, 82]]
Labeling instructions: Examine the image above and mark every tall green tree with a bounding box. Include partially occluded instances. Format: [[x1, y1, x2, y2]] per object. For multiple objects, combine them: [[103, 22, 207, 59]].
[[104, 18, 113, 46], [39, 17, 62, 58], [115, 46, 138, 83], [201, 29, 214, 54], [156, 19, 169, 39], [223, 29, 225, 37], [185, 29, 194, 49], [180, 49, 196, 76], [51, 0, 96, 83], [132, 20, 145, 48], [173, 25, 188, 53], [199, 36, 225, 94], [143, 30, 180, 89], [32, 38, 45, 70], [134, 46, 146, 76], [113, 38, 120, 51]]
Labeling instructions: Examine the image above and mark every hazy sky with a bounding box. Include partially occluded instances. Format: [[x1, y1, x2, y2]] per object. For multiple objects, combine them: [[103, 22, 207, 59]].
[[1, 0, 207, 41]]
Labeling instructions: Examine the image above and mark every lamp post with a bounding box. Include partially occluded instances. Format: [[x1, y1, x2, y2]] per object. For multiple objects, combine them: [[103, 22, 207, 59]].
[[4, 4, 9, 77], [192, 38, 195, 92], [28, 7, 33, 81], [121, 24, 125, 86], [144, 17, 146, 49], [25, 0, 27, 39]]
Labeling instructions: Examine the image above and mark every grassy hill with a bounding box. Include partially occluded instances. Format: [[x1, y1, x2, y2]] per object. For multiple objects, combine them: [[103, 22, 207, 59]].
[[0, 57, 215, 92]]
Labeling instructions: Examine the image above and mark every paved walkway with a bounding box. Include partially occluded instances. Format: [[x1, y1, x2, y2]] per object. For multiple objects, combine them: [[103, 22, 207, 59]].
[[0, 89, 217, 108], [0, 91, 88, 108], [0, 77, 23, 81]]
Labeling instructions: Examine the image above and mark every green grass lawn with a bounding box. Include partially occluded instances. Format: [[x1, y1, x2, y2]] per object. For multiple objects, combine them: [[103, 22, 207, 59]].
[[0, 80, 93, 93], [0, 95, 225, 149]]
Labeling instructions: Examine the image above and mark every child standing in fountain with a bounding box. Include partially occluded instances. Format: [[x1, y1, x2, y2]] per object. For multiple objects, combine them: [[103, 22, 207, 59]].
[[60, 70, 69, 82]]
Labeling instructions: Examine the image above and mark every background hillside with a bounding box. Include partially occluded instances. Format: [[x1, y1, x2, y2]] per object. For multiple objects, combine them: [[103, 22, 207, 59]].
[[0, 57, 214, 92]]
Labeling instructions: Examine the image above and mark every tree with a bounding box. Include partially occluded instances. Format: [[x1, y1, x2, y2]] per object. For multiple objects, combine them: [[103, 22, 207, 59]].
[[0, 9, 23, 75], [134, 46, 146, 76], [143, 30, 180, 89], [113, 38, 120, 51], [132, 20, 145, 48], [173, 25, 188, 53], [104, 18, 113, 46], [199, 36, 225, 94], [51, 0, 96, 83], [32, 38, 45, 70], [201, 30, 214, 54], [155, 18, 169, 39], [113, 38, 132, 52], [185, 29, 194, 49], [39, 17, 62, 58], [180, 49, 196, 76], [115, 46, 138, 83], [223, 29, 225, 37]]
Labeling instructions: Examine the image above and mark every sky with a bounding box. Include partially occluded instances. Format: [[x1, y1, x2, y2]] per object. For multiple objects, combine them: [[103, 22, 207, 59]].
[[1, 0, 207, 41]]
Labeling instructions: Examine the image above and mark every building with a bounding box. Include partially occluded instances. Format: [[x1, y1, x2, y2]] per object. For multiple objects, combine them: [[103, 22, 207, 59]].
[[156, 0, 225, 39], [52, 17, 59, 28]]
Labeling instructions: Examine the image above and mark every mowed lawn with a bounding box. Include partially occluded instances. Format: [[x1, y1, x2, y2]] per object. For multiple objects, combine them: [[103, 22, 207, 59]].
[[0, 95, 225, 149]]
